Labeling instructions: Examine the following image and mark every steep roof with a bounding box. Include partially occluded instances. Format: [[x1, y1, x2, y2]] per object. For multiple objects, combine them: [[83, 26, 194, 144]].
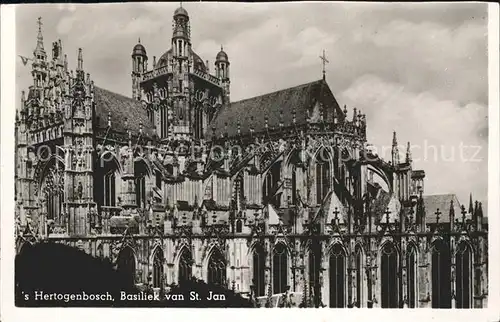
[[423, 194, 461, 223], [94, 86, 155, 136], [209, 79, 343, 138]]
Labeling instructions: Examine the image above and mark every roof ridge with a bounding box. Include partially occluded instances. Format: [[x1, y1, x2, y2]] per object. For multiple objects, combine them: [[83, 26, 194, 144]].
[[231, 79, 325, 104], [95, 86, 138, 103]]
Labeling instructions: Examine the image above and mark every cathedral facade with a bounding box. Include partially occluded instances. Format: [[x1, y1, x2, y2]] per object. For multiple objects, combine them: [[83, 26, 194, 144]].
[[15, 7, 488, 308]]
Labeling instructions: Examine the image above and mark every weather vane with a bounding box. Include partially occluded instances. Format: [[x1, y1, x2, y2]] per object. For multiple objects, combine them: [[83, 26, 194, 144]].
[[319, 50, 329, 80]]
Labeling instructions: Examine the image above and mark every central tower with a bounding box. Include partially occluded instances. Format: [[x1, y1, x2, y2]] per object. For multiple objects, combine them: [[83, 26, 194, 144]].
[[132, 6, 230, 143], [171, 6, 191, 136]]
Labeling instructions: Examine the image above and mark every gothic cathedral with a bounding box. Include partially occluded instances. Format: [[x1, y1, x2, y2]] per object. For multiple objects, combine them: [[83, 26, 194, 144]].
[[15, 7, 488, 308]]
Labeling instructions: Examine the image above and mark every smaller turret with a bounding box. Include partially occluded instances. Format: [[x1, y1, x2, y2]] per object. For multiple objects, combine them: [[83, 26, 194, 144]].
[[215, 46, 231, 103], [131, 39, 148, 100]]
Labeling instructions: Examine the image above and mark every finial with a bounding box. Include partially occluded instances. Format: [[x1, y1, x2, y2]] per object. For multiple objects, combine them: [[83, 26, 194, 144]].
[[77, 48, 83, 71], [221, 45, 223, 51], [406, 142, 412, 163], [138, 37, 141, 44], [37, 17, 43, 33], [343, 104, 347, 115]]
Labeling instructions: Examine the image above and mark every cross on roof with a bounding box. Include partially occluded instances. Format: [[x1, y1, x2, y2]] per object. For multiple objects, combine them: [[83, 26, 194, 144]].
[[319, 50, 329, 80], [435, 208, 441, 224]]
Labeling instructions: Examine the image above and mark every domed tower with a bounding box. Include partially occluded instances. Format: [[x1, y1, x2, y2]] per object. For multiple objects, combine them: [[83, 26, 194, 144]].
[[172, 6, 190, 58], [215, 46, 230, 103], [131, 39, 148, 100]]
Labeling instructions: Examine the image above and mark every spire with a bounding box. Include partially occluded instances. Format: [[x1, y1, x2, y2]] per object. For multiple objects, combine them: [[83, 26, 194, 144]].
[[468, 193, 474, 214], [34, 17, 45, 55], [392, 131, 400, 165], [64, 54, 68, 71], [77, 48, 83, 71], [406, 141, 412, 163]]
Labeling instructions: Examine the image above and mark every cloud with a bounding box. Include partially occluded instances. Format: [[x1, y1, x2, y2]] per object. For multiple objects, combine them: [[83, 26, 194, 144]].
[[340, 74, 488, 205]]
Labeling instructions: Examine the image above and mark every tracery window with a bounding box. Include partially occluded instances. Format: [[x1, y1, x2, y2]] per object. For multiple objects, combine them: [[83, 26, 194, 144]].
[[41, 161, 64, 225], [309, 241, 322, 307], [316, 148, 331, 205], [207, 248, 226, 286], [355, 246, 364, 307], [194, 107, 204, 140], [135, 160, 148, 208], [407, 245, 417, 308], [431, 239, 451, 308], [273, 243, 288, 294], [153, 248, 164, 288], [252, 244, 266, 297], [456, 242, 472, 308], [263, 161, 281, 208], [100, 156, 119, 207], [381, 242, 399, 308], [178, 249, 193, 284], [329, 244, 345, 308]]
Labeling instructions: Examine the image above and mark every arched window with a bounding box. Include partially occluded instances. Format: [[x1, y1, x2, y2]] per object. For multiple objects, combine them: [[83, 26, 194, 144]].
[[456, 243, 472, 308], [135, 160, 148, 208], [273, 243, 288, 294], [252, 244, 266, 297], [116, 247, 136, 287], [155, 170, 162, 189], [195, 107, 204, 140], [355, 246, 364, 307], [316, 148, 331, 205], [153, 248, 164, 288], [178, 249, 192, 284], [236, 219, 243, 233], [207, 248, 226, 286], [41, 161, 64, 224], [381, 242, 399, 308], [329, 244, 345, 308], [431, 239, 451, 308], [100, 156, 118, 207], [291, 165, 297, 205], [263, 161, 281, 208], [309, 241, 322, 307], [406, 245, 417, 308], [160, 105, 168, 138]]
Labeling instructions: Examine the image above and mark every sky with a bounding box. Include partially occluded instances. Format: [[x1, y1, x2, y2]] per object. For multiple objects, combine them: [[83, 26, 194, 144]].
[[15, 2, 489, 210]]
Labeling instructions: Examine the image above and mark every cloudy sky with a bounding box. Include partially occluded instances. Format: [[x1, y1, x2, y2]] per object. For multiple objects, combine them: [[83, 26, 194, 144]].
[[16, 3, 489, 210]]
